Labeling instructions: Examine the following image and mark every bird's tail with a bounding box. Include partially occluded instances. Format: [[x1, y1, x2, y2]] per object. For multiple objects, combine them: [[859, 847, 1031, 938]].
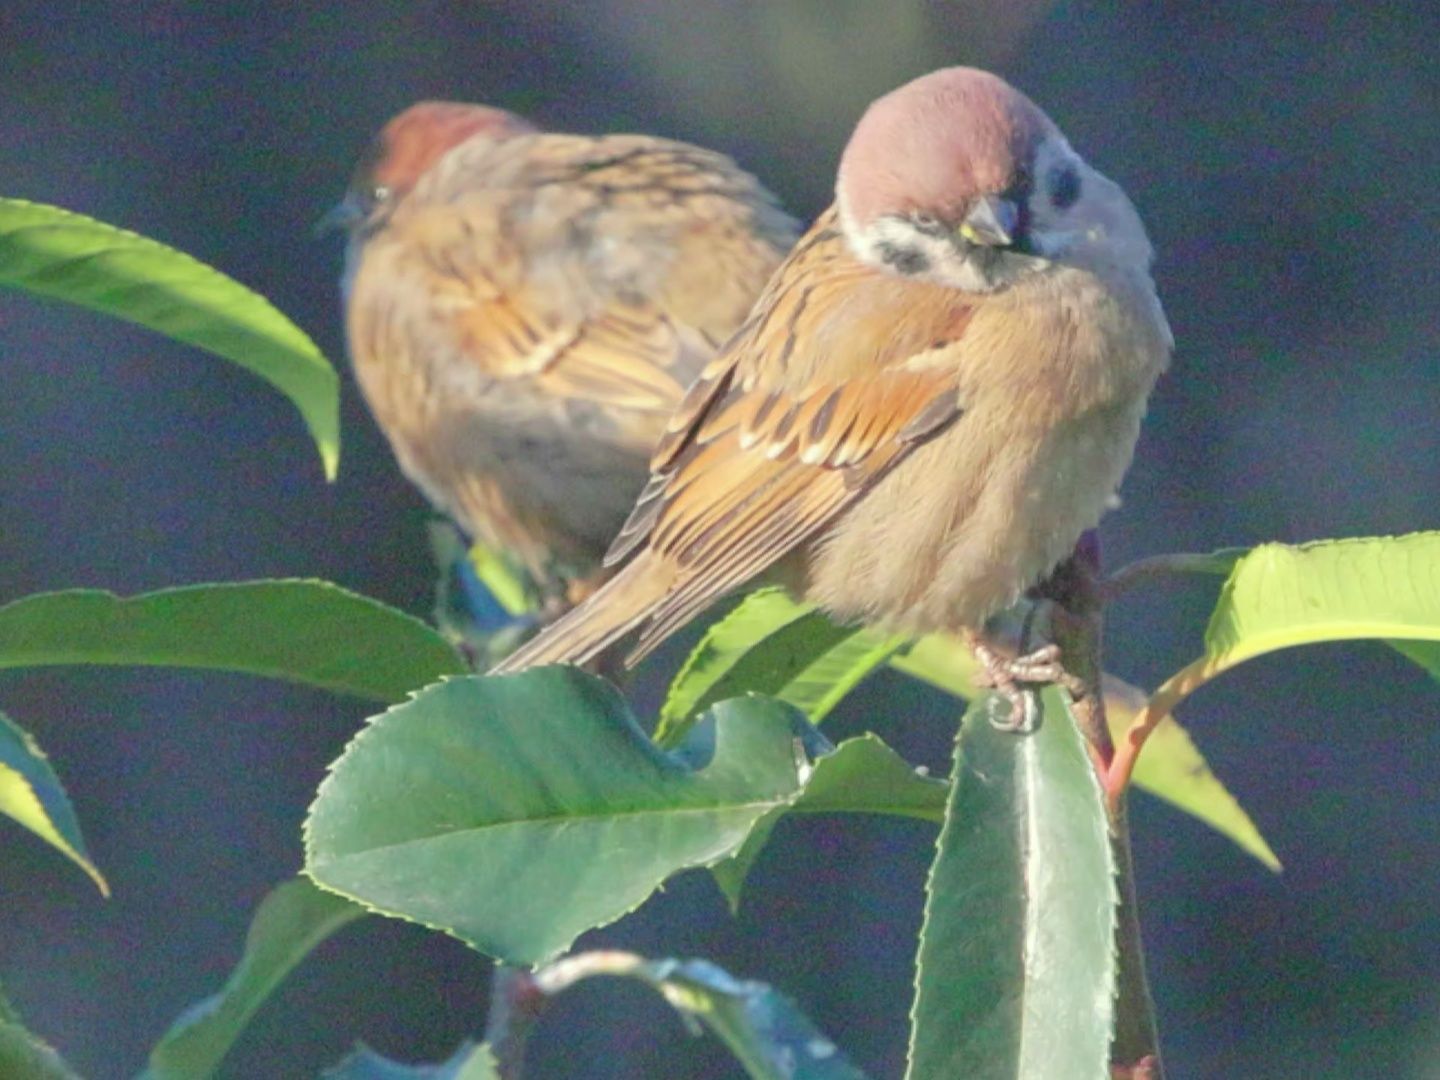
[[490, 554, 675, 673]]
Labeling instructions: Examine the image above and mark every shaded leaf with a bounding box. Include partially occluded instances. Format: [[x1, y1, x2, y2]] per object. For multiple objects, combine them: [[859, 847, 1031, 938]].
[[1391, 639, 1440, 682], [0, 989, 80, 1080], [143, 878, 365, 1080], [907, 690, 1116, 1080], [652, 959, 868, 1080], [0, 1022, 81, 1080], [894, 632, 1279, 871], [0, 197, 339, 478], [0, 709, 106, 894], [711, 734, 946, 910], [530, 952, 868, 1080], [657, 589, 900, 746], [323, 1040, 499, 1080], [0, 581, 465, 703], [304, 669, 814, 965]]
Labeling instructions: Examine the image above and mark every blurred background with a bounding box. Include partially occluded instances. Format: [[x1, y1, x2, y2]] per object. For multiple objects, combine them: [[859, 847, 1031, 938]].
[[3, 2, 1439, 1076]]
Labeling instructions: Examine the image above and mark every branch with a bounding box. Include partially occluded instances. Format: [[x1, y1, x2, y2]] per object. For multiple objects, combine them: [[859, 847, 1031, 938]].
[[1101, 550, 1238, 602], [1039, 532, 1164, 1078], [484, 964, 548, 1080], [483, 952, 678, 1078]]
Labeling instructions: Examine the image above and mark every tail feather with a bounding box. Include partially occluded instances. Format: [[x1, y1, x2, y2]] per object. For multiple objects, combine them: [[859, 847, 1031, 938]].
[[490, 554, 675, 673]]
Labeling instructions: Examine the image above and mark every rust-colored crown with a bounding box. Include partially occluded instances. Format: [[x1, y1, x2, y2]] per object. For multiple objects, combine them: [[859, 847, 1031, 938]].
[[362, 101, 537, 198], [837, 67, 1056, 227]]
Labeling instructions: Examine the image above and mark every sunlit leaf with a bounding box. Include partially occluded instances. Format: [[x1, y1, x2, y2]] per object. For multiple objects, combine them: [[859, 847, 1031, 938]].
[[0, 581, 465, 703], [143, 878, 365, 1080], [1140, 533, 1440, 740], [657, 589, 888, 746], [907, 690, 1116, 1080], [0, 197, 340, 477], [0, 709, 105, 894]]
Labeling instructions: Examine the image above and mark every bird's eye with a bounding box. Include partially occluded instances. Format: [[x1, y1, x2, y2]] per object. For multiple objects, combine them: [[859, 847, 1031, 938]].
[[1048, 165, 1080, 210], [912, 212, 941, 233], [371, 183, 393, 206]]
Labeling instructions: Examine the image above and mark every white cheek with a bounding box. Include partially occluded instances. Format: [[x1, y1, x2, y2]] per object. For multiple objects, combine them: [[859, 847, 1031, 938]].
[[929, 253, 998, 293]]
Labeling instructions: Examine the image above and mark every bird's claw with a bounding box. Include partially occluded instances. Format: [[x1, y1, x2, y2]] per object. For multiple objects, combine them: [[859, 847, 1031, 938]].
[[966, 634, 1087, 734]]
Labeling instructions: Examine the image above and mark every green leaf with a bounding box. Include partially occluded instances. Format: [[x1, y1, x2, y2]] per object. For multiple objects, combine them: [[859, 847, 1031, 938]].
[[0, 989, 81, 1080], [653, 960, 868, 1080], [658, 586, 1275, 871], [1205, 533, 1440, 664], [304, 669, 815, 965], [0, 1021, 82, 1080], [1146, 532, 1440, 732], [0, 709, 106, 894], [533, 953, 868, 1080], [657, 589, 900, 746], [791, 733, 947, 822], [711, 733, 947, 910], [908, 689, 1117, 1080], [0, 581, 465, 703], [0, 197, 340, 478], [1392, 639, 1440, 682], [143, 878, 365, 1080], [894, 632, 1279, 871], [466, 541, 538, 619], [322, 1041, 499, 1080]]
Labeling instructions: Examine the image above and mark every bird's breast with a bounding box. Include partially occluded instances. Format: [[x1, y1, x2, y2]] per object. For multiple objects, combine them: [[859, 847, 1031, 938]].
[[804, 266, 1168, 636]]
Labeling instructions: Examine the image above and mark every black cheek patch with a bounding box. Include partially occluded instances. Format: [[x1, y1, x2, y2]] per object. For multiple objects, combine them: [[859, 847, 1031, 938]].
[[876, 241, 931, 275]]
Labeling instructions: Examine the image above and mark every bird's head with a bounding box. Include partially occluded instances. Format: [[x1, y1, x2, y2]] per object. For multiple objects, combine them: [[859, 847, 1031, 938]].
[[835, 67, 1152, 293], [320, 101, 536, 236]]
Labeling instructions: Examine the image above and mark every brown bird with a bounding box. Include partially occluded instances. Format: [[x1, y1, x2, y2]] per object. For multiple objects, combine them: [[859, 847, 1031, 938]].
[[494, 67, 1173, 717], [328, 102, 799, 607]]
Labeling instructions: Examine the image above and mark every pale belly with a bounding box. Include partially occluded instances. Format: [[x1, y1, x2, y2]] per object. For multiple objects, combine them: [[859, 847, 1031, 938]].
[[803, 396, 1147, 636]]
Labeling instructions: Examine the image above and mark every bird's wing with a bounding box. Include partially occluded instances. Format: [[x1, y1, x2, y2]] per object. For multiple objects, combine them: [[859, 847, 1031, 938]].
[[406, 134, 798, 427], [603, 210, 978, 659]]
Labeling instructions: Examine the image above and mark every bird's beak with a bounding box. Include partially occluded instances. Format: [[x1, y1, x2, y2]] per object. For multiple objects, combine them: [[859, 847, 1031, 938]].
[[314, 194, 363, 238], [958, 195, 1018, 248]]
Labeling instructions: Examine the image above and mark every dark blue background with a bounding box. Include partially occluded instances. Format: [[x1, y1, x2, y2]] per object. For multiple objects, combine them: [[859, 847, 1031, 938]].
[[3, 3, 1439, 1076]]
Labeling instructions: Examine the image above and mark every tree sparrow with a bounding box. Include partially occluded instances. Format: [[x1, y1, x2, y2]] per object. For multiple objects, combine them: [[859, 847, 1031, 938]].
[[492, 66, 1173, 713], [328, 102, 798, 606]]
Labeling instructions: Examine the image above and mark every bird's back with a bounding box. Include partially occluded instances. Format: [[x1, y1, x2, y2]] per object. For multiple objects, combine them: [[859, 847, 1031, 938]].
[[345, 129, 798, 593]]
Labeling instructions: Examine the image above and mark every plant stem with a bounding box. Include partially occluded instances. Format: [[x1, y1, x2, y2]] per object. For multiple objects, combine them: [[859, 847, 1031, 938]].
[[1040, 532, 1165, 1078], [1101, 550, 1237, 601], [484, 964, 546, 1080], [484, 952, 653, 1078]]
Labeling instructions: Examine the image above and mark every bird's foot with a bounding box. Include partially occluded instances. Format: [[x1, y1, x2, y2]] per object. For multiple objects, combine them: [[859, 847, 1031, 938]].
[[964, 631, 1087, 733]]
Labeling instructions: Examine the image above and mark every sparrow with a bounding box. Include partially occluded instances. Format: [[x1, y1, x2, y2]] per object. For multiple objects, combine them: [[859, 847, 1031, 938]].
[[493, 66, 1172, 718], [327, 101, 799, 606]]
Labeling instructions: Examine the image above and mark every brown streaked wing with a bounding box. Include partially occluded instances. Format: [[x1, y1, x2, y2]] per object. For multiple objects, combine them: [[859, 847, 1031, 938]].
[[445, 277, 693, 416], [609, 211, 976, 661]]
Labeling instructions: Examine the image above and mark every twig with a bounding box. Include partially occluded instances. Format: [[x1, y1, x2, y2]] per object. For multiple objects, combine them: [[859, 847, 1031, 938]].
[[484, 952, 654, 1079], [1039, 532, 1165, 1078], [484, 965, 547, 1080], [1100, 551, 1237, 602]]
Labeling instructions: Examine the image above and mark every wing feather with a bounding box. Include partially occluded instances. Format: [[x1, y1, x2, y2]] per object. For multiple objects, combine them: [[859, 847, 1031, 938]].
[[602, 209, 975, 657]]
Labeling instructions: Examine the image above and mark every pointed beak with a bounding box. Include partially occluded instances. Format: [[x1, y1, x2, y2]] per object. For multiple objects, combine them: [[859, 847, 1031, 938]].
[[958, 195, 1019, 248], [314, 194, 363, 238]]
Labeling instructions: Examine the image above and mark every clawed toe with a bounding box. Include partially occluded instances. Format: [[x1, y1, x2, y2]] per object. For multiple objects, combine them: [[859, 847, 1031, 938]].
[[965, 631, 1087, 733]]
